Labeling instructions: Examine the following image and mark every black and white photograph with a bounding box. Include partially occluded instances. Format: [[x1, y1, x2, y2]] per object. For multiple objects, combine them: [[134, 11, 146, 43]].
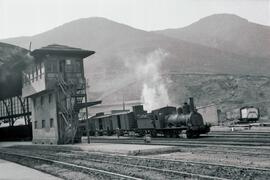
[[0, 0, 270, 179]]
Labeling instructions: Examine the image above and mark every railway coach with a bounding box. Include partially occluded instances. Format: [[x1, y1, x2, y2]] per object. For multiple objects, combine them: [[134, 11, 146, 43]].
[[239, 106, 260, 123]]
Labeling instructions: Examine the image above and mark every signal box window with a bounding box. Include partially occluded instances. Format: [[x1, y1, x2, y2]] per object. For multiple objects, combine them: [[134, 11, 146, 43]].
[[42, 120, 45, 128], [65, 59, 72, 72], [34, 121, 37, 129], [66, 59, 71, 65], [50, 118, 54, 128], [33, 98, 36, 106], [48, 94, 52, 103], [40, 96, 44, 106]]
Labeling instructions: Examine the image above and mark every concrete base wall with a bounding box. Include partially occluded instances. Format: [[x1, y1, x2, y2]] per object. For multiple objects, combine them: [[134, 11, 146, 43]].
[[31, 92, 59, 144], [32, 128, 58, 144]]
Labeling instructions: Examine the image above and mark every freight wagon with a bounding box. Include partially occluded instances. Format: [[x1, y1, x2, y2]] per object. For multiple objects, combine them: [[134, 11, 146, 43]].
[[79, 98, 210, 138]]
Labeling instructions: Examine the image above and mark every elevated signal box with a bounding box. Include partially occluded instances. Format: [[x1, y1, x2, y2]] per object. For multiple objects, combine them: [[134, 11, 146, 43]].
[[22, 44, 95, 144]]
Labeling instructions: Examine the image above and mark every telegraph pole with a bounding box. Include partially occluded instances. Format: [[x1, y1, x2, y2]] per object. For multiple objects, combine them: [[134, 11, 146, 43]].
[[85, 78, 90, 144]]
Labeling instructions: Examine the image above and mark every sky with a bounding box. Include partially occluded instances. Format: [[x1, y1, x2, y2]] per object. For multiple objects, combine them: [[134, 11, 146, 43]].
[[0, 0, 269, 39]]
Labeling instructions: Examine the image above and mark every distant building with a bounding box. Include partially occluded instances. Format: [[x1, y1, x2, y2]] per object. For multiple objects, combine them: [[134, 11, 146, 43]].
[[197, 104, 219, 126], [22, 44, 97, 144], [217, 109, 226, 125]]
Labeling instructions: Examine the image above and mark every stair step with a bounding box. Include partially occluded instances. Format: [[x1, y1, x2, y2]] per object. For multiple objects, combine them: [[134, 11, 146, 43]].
[[71, 94, 86, 97]]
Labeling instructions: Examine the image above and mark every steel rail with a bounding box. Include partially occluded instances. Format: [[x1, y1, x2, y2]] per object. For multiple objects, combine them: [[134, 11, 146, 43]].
[[0, 151, 141, 180], [89, 138, 270, 146], [55, 150, 270, 179], [0, 149, 228, 180], [74, 156, 229, 180], [189, 148, 270, 157], [74, 151, 270, 172], [2, 146, 270, 179]]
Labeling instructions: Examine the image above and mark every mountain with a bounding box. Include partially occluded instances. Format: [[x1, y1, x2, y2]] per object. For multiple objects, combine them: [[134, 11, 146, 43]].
[[1, 15, 270, 115], [155, 14, 270, 58], [2, 17, 270, 83]]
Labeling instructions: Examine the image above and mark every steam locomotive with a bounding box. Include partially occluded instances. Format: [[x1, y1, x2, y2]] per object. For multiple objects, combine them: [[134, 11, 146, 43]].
[[79, 97, 210, 138]]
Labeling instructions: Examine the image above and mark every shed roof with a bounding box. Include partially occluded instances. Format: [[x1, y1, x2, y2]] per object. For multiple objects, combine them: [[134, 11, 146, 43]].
[[152, 106, 176, 112], [92, 111, 131, 119], [31, 44, 95, 58]]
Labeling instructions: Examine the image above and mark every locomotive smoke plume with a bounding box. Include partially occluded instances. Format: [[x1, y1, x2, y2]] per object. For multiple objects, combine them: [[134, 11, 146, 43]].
[[135, 49, 170, 111]]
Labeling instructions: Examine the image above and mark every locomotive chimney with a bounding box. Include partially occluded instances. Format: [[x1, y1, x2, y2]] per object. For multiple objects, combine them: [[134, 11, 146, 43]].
[[189, 97, 195, 112]]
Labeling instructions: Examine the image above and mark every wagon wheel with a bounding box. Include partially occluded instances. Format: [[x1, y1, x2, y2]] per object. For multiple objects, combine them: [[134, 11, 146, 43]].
[[163, 130, 170, 138], [150, 130, 157, 137], [186, 130, 193, 138]]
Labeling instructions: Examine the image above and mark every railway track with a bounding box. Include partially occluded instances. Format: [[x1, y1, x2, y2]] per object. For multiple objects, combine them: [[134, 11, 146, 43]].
[[208, 132, 270, 138], [86, 136, 270, 157], [0, 151, 140, 180], [209, 131, 270, 134], [88, 137, 270, 147], [1, 132, 269, 179], [0, 148, 227, 180], [159, 136, 270, 143], [188, 147, 270, 157], [2, 146, 270, 180], [204, 135, 270, 139], [59, 150, 270, 180]]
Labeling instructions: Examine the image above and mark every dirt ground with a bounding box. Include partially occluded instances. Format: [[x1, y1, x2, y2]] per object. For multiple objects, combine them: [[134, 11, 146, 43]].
[[0, 159, 62, 180], [148, 146, 270, 169]]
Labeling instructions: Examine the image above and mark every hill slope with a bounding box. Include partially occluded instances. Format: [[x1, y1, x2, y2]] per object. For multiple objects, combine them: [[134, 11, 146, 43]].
[[2, 16, 269, 78], [1, 15, 270, 115], [155, 14, 270, 58]]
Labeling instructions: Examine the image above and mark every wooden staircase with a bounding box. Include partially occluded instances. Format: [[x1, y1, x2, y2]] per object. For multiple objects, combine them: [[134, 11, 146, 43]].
[[57, 76, 87, 144]]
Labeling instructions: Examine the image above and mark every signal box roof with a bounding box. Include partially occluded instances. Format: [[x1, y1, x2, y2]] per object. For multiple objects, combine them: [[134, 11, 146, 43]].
[[31, 44, 95, 58]]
